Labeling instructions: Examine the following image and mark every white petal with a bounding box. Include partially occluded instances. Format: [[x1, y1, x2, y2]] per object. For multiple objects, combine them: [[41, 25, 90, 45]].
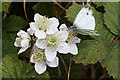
[[21, 39, 29, 47], [35, 61, 47, 74], [30, 54, 35, 63], [29, 22, 39, 31], [68, 43, 78, 55], [17, 30, 30, 39], [35, 30, 46, 39], [34, 13, 43, 22], [73, 37, 81, 43], [46, 26, 58, 34], [14, 38, 21, 47], [27, 28, 35, 35], [18, 46, 29, 54], [58, 31, 68, 41], [35, 39, 48, 49], [59, 24, 68, 31], [57, 43, 69, 54], [47, 57, 59, 67], [45, 47, 57, 62], [49, 17, 59, 28]]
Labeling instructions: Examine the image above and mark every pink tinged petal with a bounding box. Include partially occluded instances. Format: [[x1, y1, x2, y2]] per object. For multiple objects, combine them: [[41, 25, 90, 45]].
[[35, 30, 46, 39], [59, 24, 68, 31], [18, 46, 29, 54], [30, 54, 36, 63], [45, 47, 57, 62], [68, 43, 78, 55], [46, 57, 59, 67], [34, 13, 43, 22], [58, 31, 68, 41], [27, 28, 35, 35], [35, 61, 47, 74], [21, 39, 29, 47], [57, 43, 69, 54], [35, 39, 48, 49], [49, 17, 59, 28], [29, 22, 39, 31]]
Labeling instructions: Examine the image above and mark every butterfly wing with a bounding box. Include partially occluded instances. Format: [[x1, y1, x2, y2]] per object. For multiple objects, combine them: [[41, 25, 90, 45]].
[[72, 28, 99, 35], [73, 7, 96, 30]]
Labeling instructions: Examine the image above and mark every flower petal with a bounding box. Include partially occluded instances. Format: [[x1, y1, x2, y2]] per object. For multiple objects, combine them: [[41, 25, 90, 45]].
[[49, 17, 59, 28], [17, 30, 30, 39], [21, 39, 29, 47], [45, 47, 57, 62], [58, 31, 68, 41], [57, 43, 69, 54], [73, 37, 81, 43], [35, 61, 47, 74], [34, 13, 43, 22], [35, 39, 48, 49], [29, 22, 39, 31], [46, 57, 59, 67], [68, 43, 78, 55], [18, 46, 29, 54], [30, 54, 36, 63], [59, 24, 68, 31], [14, 38, 21, 47], [46, 26, 58, 34], [35, 30, 46, 39], [27, 28, 35, 35]]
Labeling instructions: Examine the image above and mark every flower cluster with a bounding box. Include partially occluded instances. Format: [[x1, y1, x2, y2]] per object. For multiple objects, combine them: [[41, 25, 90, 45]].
[[14, 13, 81, 74]]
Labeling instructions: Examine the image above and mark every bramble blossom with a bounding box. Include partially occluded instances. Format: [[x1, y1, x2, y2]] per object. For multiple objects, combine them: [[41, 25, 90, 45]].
[[14, 30, 31, 54], [30, 45, 59, 74]]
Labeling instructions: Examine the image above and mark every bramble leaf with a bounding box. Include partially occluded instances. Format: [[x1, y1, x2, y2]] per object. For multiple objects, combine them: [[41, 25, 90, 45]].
[[2, 54, 49, 79]]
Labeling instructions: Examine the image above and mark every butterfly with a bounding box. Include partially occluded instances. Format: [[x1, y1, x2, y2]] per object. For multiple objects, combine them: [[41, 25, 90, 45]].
[[70, 4, 99, 36]]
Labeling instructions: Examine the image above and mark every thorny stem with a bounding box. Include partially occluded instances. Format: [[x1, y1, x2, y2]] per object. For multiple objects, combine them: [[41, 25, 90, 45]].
[[67, 59, 72, 80], [91, 65, 95, 80], [57, 2, 71, 18], [23, 0, 29, 22], [29, 46, 34, 66], [58, 65, 61, 77], [58, 53, 68, 73], [53, 0, 66, 10]]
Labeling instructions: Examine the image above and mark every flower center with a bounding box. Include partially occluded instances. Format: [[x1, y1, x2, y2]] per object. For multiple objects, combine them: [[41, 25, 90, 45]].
[[16, 38, 23, 46], [35, 16, 52, 30], [47, 35, 58, 47], [33, 50, 46, 62]]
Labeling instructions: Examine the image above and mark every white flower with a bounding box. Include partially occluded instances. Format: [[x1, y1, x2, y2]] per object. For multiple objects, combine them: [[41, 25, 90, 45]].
[[27, 13, 59, 39], [30, 46, 59, 74], [60, 24, 81, 55], [14, 30, 31, 54], [35, 25, 69, 61]]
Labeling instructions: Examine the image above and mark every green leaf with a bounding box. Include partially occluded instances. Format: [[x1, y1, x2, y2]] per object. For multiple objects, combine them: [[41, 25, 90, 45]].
[[66, 2, 118, 78], [101, 41, 118, 78], [104, 2, 118, 35], [73, 40, 107, 64], [2, 54, 49, 78], [2, 1, 12, 12], [2, 15, 27, 32], [2, 15, 27, 58], [32, 2, 61, 17], [66, 2, 115, 64], [94, 2, 107, 7]]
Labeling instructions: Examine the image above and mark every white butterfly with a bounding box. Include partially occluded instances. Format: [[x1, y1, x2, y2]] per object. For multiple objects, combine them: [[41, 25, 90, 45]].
[[70, 4, 99, 36]]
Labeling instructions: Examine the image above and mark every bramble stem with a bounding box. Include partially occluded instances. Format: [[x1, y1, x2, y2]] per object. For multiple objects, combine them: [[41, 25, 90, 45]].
[[29, 46, 34, 66], [58, 53, 68, 73], [67, 59, 72, 80], [23, 0, 29, 22]]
